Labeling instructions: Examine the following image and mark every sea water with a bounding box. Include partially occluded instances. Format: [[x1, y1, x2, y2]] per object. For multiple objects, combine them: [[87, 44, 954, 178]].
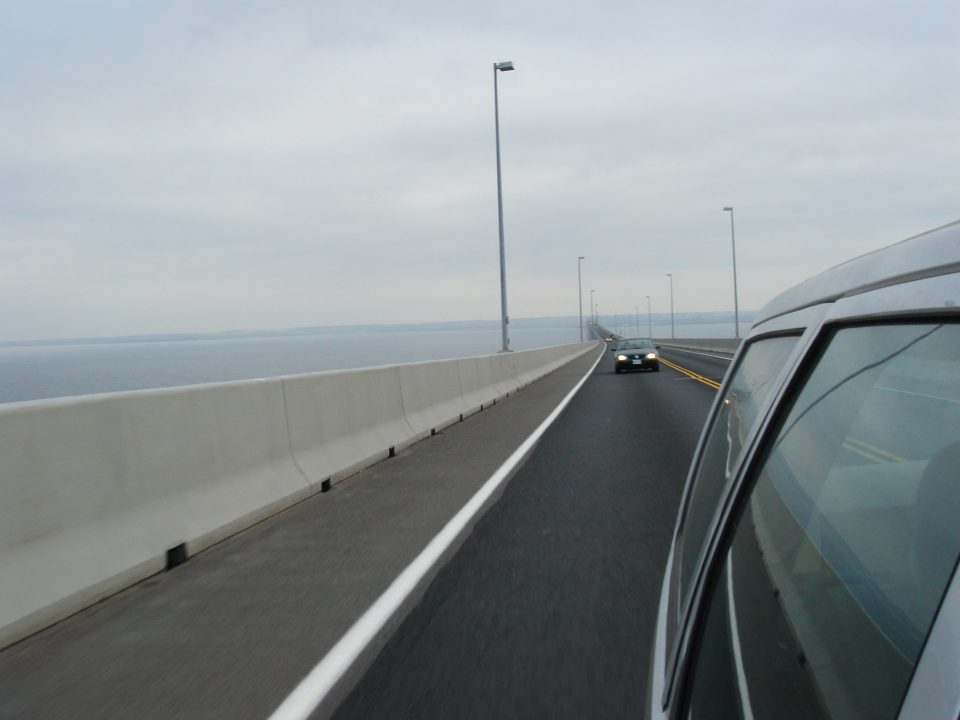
[[0, 325, 579, 404], [0, 319, 749, 404]]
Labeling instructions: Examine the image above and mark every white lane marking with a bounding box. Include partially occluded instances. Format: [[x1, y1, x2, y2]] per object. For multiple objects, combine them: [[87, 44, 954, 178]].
[[663, 347, 734, 362], [267, 347, 605, 720], [726, 553, 756, 720]]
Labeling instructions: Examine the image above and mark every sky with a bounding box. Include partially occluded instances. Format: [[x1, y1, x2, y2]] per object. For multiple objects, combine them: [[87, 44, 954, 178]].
[[1, 0, 958, 342]]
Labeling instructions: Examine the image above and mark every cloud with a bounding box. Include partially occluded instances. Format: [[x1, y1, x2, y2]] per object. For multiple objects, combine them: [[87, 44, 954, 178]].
[[1, 0, 957, 341]]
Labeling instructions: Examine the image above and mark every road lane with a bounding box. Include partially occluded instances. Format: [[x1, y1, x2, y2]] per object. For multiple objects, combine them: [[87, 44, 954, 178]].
[[331, 348, 721, 718]]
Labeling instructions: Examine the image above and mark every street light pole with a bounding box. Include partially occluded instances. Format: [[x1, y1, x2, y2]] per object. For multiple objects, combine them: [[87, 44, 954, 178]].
[[667, 273, 675, 339], [646, 295, 652, 336], [577, 256, 585, 342], [635, 306, 640, 337], [590, 289, 595, 325], [723, 206, 740, 339], [494, 60, 515, 352]]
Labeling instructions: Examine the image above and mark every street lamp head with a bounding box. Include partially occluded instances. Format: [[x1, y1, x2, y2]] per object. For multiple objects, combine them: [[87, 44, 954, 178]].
[[578, 255, 585, 260], [723, 206, 733, 212], [495, 61, 515, 71]]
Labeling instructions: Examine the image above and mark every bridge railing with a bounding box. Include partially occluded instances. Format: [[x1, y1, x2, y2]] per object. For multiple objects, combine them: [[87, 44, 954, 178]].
[[0, 341, 599, 650], [652, 338, 742, 356], [590, 322, 741, 357]]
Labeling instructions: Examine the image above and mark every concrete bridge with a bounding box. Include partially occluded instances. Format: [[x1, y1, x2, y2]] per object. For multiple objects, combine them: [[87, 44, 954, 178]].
[[0, 335, 735, 719]]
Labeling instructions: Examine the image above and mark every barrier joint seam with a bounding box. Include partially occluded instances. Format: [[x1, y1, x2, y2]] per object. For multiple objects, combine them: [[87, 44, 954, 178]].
[[280, 379, 313, 489]]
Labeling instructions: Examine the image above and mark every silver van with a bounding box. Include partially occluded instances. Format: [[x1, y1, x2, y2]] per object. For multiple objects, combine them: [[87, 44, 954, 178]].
[[648, 220, 960, 719]]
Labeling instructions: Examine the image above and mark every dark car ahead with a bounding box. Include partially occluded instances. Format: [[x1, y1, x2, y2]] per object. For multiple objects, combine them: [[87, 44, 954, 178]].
[[611, 338, 660, 373]]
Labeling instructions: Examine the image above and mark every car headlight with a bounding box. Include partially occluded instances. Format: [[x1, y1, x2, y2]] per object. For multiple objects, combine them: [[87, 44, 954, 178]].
[[646, 352, 657, 359], [617, 354, 627, 361]]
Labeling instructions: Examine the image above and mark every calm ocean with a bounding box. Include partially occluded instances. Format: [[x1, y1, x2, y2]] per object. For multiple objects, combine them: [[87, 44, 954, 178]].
[[0, 324, 575, 404], [0, 319, 749, 404]]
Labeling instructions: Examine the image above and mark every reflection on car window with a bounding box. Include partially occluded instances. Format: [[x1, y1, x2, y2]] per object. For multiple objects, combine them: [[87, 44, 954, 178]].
[[676, 336, 799, 617], [685, 323, 960, 720]]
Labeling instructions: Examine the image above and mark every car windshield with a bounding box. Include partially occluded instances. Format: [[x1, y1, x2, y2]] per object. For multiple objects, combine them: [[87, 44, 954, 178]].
[[619, 339, 653, 350]]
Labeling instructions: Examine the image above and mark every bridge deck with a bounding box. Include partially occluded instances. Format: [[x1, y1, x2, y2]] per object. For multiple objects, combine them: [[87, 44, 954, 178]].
[[0, 345, 729, 719]]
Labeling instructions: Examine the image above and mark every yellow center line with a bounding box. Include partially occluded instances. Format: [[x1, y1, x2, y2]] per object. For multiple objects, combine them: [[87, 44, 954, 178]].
[[660, 357, 722, 390], [845, 436, 907, 463], [842, 442, 891, 464]]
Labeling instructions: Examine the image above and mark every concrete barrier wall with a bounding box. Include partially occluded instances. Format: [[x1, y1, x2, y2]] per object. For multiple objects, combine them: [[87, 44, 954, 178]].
[[653, 338, 743, 356], [0, 380, 313, 652], [514, 347, 557, 387], [457, 356, 498, 413], [0, 340, 598, 649], [489, 351, 520, 399], [397, 358, 469, 439], [282, 366, 416, 490]]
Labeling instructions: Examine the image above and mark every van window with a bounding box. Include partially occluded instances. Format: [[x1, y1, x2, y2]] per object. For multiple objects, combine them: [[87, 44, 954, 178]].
[[684, 323, 960, 719], [676, 336, 800, 614]]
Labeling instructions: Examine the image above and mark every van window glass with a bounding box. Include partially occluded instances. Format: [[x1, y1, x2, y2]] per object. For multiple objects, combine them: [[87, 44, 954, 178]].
[[684, 323, 960, 719], [677, 336, 799, 612]]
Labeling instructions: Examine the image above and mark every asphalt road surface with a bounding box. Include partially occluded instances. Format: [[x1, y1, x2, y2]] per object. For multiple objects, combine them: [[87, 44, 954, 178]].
[[332, 347, 725, 719], [659, 346, 734, 386]]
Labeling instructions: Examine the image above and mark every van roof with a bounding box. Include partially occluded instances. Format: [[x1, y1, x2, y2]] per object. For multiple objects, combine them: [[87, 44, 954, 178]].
[[754, 219, 960, 325]]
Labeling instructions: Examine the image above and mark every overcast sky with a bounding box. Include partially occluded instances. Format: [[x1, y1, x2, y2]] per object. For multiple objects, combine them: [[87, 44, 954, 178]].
[[1, 0, 957, 341]]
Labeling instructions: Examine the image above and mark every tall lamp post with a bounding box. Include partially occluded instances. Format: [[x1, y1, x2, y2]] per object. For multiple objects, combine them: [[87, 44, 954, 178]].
[[590, 289, 595, 325], [493, 60, 515, 352], [577, 256, 585, 342], [723, 206, 740, 339], [667, 273, 675, 339], [635, 306, 640, 336], [646, 295, 652, 336]]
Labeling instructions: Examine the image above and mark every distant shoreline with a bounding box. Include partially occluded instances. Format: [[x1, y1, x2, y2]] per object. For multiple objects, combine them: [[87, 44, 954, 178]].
[[0, 312, 756, 349]]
